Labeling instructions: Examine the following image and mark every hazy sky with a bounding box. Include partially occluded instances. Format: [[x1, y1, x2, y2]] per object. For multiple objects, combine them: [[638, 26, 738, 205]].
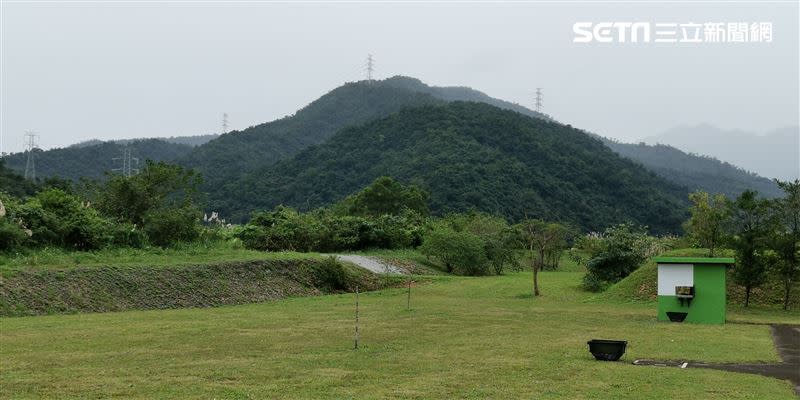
[[2, 2, 798, 153]]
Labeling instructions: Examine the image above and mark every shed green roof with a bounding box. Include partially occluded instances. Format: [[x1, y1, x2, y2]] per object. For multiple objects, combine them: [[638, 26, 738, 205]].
[[654, 256, 734, 265]]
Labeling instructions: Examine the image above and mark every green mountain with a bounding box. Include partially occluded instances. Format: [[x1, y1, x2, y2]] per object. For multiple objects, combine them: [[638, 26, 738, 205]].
[[0, 159, 38, 198], [180, 76, 546, 192], [604, 140, 783, 198], [224, 102, 689, 234], [4, 76, 778, 220], [3, 139, 193, 181]]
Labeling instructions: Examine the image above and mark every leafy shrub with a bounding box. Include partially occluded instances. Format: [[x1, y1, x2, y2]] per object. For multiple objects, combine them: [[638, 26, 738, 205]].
[[336, 176, 429, 217], [143, 206, 202, 247], [309, 256, 349, 291], [0, 219, 27, 251], [581, 223, 654, 292], [15, 189, 115, 250], [419, 224, 489, 276], [110, 223, 147, 248], [420, 213, 519, 275], [238, 206, 318, 252]]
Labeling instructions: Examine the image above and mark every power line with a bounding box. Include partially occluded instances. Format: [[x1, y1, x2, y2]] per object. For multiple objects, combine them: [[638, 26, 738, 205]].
[[535, 88, 543, 113], [112, 146, 139, 177], [23, 131, 39, 180], [365, 54, 375, 82]]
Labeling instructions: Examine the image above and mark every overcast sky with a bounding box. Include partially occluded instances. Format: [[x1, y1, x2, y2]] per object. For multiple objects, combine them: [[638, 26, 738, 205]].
[[1, 2, 798, 153]]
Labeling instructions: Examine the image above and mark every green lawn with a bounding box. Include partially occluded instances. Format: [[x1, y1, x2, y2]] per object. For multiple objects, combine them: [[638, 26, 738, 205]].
[[1, 271, 797, 399]]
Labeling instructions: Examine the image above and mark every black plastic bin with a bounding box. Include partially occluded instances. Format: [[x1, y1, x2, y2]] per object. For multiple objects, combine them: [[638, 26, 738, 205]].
[[666, 312, 688, 322], [587, 339, 627, 361]]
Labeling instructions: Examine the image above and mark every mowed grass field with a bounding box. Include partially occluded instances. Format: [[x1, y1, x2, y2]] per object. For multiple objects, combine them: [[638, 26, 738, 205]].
[[1, 271, 798, 399]]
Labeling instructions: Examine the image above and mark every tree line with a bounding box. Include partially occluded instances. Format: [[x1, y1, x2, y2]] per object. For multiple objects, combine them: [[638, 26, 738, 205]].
[[2, 157, 797, 309], [683, 183, 800, 309]]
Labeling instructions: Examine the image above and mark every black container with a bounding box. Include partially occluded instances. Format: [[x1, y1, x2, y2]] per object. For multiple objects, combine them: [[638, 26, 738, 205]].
[[587, 339, 627, 361], [666, 312, 688, 322]]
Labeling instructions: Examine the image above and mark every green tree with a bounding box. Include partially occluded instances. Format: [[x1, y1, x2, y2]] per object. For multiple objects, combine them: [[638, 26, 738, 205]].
[[445, 212, 520, 275], [581, 223, 652, 292], [15, 189, 116, 250], [683, 191, 730, 256], [96, 161, 202, 246], [771, 180, 800, 310], [520, 219, 570, 296], [339, 176, 429, 217], [419, 224, 488, 276], [727, 190, 772, 307], [0, 195, 29, 251]]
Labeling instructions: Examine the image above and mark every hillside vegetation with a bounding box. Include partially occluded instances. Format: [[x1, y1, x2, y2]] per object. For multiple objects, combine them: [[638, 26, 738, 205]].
[[0, 160, 38, 197], [228, 102, 689, 233]]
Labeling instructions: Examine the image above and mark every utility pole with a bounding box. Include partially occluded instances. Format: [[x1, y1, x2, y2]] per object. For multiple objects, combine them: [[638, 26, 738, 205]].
[[535, 88, 543, 113], [222, 113, 229, 134], [112, 146, 139, 177], [366, 54, 375, 82], [23, 131, 39, 180]]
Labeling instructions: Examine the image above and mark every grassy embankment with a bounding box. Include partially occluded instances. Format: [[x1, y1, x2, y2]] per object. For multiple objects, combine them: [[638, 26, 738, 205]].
[[0, 243, 398, 316]]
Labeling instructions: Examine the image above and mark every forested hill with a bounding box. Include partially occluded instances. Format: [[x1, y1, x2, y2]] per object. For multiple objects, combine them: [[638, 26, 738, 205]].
[[179, 79, 446, 190], [179, 76, 548, 192], [3, 76, 779, 209], [604, 140, 783, 198], [0, 160, 38, 198], [223, 102, 689, 234], [3, 139, 193, 181]]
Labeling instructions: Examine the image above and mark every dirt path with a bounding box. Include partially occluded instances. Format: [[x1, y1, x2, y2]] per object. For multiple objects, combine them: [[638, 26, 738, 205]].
[[332, 255, 406, 275], [634, 324, 800, 395]]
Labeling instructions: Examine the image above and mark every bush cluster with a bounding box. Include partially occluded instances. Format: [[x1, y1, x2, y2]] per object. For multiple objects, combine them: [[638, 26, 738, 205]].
[[238, 206, 425, 252], [419, 213, 520, 276], [1, 161, 204, 252]]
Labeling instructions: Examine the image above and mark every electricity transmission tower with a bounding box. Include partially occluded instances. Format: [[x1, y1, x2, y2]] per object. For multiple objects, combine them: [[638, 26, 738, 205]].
[[366, 54, 375, 82], [535, 88, 543, 113], [112, 146, 139, 177], [23, 131, 39, 180], [222, 113, 229, 133]]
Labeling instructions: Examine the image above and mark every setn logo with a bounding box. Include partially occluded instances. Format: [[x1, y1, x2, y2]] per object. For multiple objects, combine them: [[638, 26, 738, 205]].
[[573, 22, 651, 43], [573, 21, 773, 44]]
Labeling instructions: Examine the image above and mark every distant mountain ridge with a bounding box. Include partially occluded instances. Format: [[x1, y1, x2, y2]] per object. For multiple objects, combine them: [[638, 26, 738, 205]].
[[604, 140, 783, 198], [3, 139, 194, 181], [70, 134, 219, 149], [645, 124, 799, 181]]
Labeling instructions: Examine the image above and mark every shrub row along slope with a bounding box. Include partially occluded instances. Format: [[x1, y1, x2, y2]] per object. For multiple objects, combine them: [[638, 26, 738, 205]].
[[233, 102, 689, 234], [0, 258, 390, 316]]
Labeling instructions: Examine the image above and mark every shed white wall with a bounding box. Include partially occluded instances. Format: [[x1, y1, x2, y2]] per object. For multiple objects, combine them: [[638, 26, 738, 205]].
[[657, 264, 694, 296]]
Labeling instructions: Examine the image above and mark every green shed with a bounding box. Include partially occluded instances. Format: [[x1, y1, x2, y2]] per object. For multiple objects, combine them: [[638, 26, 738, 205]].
[[655, 257, 734, 324]]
